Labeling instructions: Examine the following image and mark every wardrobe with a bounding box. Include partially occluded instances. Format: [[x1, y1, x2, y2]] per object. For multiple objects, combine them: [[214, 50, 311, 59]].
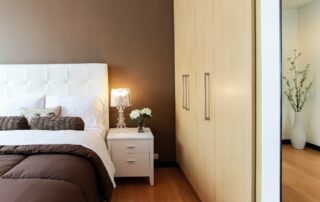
[[174, 0, 255, 201]]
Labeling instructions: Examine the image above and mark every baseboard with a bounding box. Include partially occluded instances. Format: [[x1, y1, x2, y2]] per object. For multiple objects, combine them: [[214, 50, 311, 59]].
[[154, 161, 179, 168], [282, 139, 320, 152], [306, 142, 320, 152], [282, 139, 291, 144]]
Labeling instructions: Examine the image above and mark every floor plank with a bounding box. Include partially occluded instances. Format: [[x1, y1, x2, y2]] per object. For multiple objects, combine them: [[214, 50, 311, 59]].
[[282, 144, 320, 202], [111, 168, 200, 202]]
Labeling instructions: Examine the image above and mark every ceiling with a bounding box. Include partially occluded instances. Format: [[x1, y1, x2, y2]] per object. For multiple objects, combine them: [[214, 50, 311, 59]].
[[283, 0, 316, 8]]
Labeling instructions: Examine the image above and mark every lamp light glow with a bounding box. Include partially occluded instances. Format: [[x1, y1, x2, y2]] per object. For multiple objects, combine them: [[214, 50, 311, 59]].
[[110, 88, 131, 128]]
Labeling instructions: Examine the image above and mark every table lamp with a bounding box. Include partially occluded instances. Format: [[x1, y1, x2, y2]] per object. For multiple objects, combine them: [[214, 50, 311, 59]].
[[111, 88, 131, 128]]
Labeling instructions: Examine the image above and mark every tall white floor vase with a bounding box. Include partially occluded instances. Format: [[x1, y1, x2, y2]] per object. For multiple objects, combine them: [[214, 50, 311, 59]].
[[291, 112, 306, 149]]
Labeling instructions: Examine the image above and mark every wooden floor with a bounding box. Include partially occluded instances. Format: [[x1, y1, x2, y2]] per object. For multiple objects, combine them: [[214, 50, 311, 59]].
[[111, 168, 200, 202], [282, 145, 320, 202]]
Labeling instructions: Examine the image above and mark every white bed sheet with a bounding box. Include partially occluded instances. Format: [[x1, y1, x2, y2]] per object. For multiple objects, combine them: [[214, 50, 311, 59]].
[[0, 129, 116, 187]]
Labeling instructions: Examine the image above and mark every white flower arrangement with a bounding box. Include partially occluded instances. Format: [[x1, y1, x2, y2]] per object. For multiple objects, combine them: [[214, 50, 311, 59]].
[[140, 108, 152, 117], [129, 109, 141, 120], [130, 108, 152, 132], [130, 108, 152, 120]]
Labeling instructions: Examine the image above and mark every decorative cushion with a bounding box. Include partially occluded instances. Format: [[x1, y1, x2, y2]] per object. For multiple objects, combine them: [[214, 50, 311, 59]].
[[20, 107, 61, 124], [30, 117, 85, 131], [0, 116, 29, 130]]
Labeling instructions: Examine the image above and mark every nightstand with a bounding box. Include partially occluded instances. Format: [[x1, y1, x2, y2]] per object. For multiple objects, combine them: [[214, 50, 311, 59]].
[[107, 128, 154, 185]]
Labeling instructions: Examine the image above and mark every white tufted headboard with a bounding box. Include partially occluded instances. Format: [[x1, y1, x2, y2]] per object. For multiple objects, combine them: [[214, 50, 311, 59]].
[[0, 63, 109, 129], [0, 64, 108, 97]]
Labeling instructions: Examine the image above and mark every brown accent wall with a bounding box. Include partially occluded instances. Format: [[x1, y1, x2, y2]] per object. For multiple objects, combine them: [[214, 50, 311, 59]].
[[0, 0, 175, 161]]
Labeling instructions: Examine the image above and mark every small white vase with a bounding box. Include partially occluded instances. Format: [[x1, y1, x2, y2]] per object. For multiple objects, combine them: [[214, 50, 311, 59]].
[[291, 112, 306, 149]]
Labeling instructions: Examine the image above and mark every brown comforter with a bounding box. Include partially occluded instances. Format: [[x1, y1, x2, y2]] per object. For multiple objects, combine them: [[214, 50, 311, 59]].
[[0, 144, 113, 202]]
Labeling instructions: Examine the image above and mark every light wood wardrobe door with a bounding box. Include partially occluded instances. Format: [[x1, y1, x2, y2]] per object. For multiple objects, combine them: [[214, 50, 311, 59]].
[[174, 0, 196, 183], [174, 0, 255, 201], [192, 0, 216, 201], [175, 0, 216, 200], [212, 0, 255, 201]]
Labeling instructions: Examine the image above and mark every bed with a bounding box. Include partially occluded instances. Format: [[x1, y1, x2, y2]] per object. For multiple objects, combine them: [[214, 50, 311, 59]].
[[0, 64, 115, 202]]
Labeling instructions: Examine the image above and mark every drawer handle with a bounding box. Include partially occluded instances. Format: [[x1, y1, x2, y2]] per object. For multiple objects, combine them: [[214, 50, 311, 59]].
[[126, 145, 135, 149], [126, 160, 136, 163]]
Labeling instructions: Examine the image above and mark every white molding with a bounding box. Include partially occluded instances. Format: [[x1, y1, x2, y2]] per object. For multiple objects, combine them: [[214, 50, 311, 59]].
[[256, 0, 281, 202]]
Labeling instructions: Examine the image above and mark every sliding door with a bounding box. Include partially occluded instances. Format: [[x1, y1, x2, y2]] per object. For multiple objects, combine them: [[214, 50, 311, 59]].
[[174, 0, 255, 201]]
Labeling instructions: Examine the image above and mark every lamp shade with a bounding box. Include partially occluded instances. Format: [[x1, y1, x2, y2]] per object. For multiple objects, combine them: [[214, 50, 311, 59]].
[[111, 88, 131, 107]]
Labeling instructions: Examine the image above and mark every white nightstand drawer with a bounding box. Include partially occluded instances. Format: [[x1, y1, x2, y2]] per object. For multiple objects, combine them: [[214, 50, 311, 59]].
[[111, 140, 149, 154], [113, 153, 149, 177]]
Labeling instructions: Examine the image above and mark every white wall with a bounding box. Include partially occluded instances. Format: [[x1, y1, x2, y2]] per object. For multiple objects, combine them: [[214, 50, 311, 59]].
[[282, 9, 299, 140], [282, 1, 320, 146], [299, 1, 320, 145]]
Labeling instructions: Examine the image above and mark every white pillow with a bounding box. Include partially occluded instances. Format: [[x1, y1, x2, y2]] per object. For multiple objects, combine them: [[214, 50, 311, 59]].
[[45, 95, 105, 129], [0, 96, 45, 116]]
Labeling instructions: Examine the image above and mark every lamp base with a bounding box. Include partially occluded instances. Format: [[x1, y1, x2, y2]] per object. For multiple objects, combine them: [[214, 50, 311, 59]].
[[116, 106, 126, 128]]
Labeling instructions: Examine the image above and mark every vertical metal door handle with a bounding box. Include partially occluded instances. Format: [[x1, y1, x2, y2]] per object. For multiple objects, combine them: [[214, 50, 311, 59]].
[[182, 75, 186, 109], [186, 75, 190, 111], [204, 73, 210, 120], [182, 75, 190, 110], [182, 74, 190, 111]]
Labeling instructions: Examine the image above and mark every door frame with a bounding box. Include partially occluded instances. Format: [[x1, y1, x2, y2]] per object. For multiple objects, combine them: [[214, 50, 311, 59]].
[[256, 0, 282, 201]]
